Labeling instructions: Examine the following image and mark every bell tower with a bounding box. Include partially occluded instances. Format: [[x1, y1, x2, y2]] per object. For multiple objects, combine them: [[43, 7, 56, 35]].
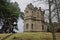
[[24, 3, 45, 32]]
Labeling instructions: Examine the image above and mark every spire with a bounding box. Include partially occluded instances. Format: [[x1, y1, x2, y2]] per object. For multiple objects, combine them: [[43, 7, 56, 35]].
[[39, 7, 41, 11], [34, 7, 38, 10], [27, 3, 34, 10]]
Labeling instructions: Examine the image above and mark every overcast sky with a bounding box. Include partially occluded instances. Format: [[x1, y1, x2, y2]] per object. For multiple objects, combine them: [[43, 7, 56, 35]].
[[11, 0, 33, 12], [11, 0, 48, 12]]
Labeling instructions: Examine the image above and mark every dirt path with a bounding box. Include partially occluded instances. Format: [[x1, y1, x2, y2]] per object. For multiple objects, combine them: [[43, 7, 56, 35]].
[[1, 33, 13, 40]]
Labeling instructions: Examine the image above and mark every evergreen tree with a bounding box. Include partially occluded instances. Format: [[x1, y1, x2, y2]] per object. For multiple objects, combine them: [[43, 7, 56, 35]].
[[0, 0, 24, 33]]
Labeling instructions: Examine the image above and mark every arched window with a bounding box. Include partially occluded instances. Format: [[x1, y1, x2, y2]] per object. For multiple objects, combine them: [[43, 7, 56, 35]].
[[26, 24, 28, 29], [31, 24, 33, 29]]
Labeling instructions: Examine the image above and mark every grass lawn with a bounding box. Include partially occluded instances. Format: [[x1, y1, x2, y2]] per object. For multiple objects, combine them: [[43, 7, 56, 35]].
[[0, 32, 60, 40]]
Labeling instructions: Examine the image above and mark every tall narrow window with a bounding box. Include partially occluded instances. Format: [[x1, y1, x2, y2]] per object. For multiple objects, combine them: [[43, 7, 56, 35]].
[[37, 12, 39, 17], [31, 24, 33, 29], [26, 24, 28, 29], [32, 11, 33, 13], [42, 25, 44, 30]]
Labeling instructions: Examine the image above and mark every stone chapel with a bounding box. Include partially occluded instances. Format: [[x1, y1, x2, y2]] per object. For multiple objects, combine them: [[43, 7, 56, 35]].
[[24, 3, 47, 32]]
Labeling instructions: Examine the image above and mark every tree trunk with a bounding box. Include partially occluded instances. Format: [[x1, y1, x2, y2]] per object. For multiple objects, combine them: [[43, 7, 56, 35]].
[[48, 0, 56, 40]]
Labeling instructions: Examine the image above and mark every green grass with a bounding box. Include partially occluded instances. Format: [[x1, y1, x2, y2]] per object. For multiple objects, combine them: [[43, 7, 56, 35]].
[[0, 32, 60, 40]]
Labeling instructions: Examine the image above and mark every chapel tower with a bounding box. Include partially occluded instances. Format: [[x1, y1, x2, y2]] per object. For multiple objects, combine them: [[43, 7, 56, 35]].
[[24, 3, 45, 32]]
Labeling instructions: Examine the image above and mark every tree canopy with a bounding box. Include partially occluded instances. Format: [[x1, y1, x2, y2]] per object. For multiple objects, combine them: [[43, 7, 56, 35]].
[[0, 0, 24, 33]]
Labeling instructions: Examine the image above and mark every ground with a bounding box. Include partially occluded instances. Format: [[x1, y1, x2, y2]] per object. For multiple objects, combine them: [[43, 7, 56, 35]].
[[0, 32, 60, 40]]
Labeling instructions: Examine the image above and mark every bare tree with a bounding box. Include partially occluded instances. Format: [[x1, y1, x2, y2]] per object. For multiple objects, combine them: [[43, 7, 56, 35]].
[[48, 0, 56, 40], [32, 0, 58, 40]]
